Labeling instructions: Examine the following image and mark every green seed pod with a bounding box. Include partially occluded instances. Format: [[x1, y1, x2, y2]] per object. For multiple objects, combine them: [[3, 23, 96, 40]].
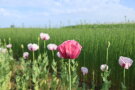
[[9, 37, 11, 43], [108, 41, 110, 48], [21, 44, 24, 49]]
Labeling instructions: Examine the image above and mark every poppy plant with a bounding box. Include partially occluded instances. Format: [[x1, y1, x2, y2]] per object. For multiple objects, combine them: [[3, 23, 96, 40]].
[[57, 40, 82, 90]]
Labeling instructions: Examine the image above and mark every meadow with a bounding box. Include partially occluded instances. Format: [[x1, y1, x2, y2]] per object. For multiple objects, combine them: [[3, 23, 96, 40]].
[[0, 23, 135, 90]]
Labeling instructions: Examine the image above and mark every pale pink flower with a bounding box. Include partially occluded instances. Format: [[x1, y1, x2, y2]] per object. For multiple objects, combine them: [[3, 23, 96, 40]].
[[57, 40, 82, 59], [119, 56, 133, 69], [27, 43, 39, 51], [23, 52, 29, 59], [81, 67, 88, 75], [6, 44, 12, 48], [40, 33, 50, 40], [47, 44, 57, 50], [57, 52, 63, 58], [100, 64, 108, 71]]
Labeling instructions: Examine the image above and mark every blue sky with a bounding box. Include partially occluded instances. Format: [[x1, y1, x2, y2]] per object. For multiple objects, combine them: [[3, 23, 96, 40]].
[[0, 0, 135, 27], [121, 0, 135, 9]]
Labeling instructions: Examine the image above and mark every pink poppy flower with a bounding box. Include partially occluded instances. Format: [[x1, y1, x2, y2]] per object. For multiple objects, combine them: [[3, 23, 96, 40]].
[[57, 40, 82, 59], [6, 44, 12, 48], [100, 64, 108, 71], [40, 33, 50, 40], [81, 67, 88, 75], [27, 43, 39, 51], [119, 56, 133, 69], [57, 52, 63, 58], [47, 44, 57, 50], [23, 52, 29, 59]]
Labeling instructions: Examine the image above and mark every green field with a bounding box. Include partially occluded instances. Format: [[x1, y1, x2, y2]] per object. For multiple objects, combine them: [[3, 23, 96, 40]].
[[0, 23, 135, 89]]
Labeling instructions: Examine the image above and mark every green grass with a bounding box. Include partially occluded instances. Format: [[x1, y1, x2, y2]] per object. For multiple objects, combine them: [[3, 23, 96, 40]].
[[0, 23, 135, 89]]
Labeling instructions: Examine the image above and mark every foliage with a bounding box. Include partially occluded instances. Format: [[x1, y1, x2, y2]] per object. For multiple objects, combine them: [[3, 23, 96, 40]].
[[0, 23, 135, 89]]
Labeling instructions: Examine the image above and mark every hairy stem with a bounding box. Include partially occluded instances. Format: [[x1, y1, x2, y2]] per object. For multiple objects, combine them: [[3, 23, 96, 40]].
[[68, 59, 71, 90], [123, 69, 126, 85]]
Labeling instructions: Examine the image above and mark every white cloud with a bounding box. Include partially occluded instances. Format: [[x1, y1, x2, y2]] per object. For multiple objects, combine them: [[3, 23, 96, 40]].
[[0, 8, 12, 16], [0, 8, 22, 18], [46, 0, 135, 23], [0, 0, 135, 27]]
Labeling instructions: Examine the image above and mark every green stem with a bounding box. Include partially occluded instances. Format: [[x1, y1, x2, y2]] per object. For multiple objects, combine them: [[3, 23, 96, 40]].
[[106, 41, 110, 64], [52, 51, 54, 60], [93, 70, 95, 83], [33, 51, 35, 61], [0, 39, 1, 45], [44, 40, 46, 53], [22, 49, 24, 53], [106, 48, 109, 64], [83, 82, 85, 90], [4, 39, 6, 47], [84, 52, 85, 66], [31, 51, 35, 89], [83, 76, 86, 90], [123, 69, 126, 85], [38, 37, 40, 54], [68, 59, 71, 90]]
